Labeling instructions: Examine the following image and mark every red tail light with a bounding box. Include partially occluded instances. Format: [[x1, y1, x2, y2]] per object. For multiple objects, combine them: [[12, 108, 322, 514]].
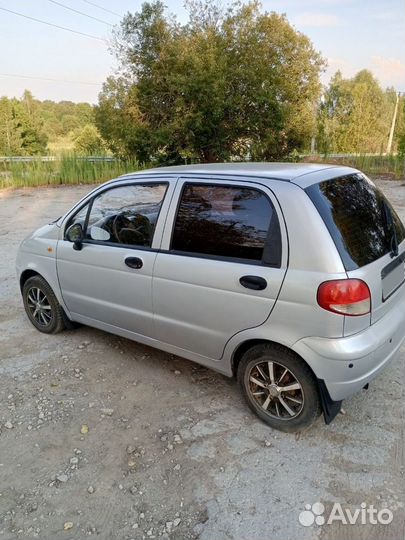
[[317, 279, 371, 316]]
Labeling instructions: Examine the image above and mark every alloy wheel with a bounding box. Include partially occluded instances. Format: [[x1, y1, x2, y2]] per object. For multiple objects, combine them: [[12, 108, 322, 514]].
[[26, 287, 53, 327], [248, 360, 304, 420]]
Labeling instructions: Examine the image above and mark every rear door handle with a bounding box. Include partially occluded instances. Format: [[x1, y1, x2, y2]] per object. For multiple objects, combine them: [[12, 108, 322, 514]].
[[125, 256, 143, 269], [239, 275, 267, 291]]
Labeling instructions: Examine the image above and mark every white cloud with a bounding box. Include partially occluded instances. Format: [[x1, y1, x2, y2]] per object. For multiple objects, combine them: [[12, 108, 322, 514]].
[[321, 57, 355, 85], [294, 12, 340, 27], [371, 56, 405, 88]]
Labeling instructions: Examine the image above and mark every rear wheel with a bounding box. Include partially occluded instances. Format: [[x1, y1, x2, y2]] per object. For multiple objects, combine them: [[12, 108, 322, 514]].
[[237, 343, 321, 432], [23, 276, 66, 334]]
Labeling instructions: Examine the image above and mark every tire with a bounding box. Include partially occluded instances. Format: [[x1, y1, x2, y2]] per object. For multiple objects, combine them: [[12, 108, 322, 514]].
[[237, 343, 321, 432], [22, 275, 66, 334]]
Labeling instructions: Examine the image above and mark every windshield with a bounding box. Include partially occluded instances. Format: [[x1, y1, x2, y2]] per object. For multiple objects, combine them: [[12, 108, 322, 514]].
[[305, 173, 405, 271]]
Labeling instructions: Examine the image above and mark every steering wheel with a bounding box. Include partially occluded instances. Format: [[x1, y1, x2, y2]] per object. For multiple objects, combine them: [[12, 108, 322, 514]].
[[112, 214, 149, 245]]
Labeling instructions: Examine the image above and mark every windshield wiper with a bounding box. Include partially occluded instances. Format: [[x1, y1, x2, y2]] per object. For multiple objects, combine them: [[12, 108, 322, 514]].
[[382, 200, 399, 258]]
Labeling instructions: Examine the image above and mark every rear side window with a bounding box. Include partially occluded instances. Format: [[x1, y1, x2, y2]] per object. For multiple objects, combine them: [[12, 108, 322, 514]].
[[171, 183, 281, 265], [306, 174, 405, 271]]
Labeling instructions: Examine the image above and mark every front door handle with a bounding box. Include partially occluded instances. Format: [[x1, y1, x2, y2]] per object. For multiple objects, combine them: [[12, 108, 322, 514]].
[[125, 256, 143, 269], [239, 275, 267, 291]]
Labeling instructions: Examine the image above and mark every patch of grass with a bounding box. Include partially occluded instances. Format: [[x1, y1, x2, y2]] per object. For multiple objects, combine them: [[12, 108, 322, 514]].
[[0, 155, 143, 189]]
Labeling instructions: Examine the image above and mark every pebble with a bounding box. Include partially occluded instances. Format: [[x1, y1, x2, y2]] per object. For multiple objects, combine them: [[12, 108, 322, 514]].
[[27, 502, 38, 513], [100, 408, 114, 416], [126, 445, 136, 454], [174, 435, 183, 444], [264, 440, 272, 447], [174, 370, 181, 375], [173, 518, 181, 527], [80, 424, 89, 434], [70, 457, 79, 465], [173, 464, 181, 471], [56, 474, 68, 483], [4, 421, 13, 429], [87, 486, 95, 494], [63, 522, 73, 531]]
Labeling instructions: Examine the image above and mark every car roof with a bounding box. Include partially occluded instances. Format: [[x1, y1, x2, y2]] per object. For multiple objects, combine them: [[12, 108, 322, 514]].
[[119, 162, 357, 186]]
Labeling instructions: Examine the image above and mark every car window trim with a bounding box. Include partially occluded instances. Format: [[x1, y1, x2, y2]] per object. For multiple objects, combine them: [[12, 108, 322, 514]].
[[168, 180, 282, 268], [64, 181, 169, 250], [60, 241, 278, 266]]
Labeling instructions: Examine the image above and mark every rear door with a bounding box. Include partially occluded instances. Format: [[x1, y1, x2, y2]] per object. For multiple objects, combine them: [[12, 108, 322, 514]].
[[305, 173, 405, 335], [152, 177, 288, 360]]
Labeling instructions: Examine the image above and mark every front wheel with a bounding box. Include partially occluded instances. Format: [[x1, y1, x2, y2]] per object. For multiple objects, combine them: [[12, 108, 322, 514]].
[[237, 344, 321, 432], [22, 275, 67, 334]]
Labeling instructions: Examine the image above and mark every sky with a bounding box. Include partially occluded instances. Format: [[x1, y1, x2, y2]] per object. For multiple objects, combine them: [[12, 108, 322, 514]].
[[0, 0, 404, 103]]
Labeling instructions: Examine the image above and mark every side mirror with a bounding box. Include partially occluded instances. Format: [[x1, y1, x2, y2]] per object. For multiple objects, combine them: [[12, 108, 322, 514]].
[[66, 223, 84, 251]]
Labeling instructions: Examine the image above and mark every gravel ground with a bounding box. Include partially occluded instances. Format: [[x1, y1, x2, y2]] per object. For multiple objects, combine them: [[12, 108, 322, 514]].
[[0, 177, 404, 540]]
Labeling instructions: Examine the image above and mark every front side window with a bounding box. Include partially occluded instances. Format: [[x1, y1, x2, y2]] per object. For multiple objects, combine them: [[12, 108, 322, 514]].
[[68, 203, 89, 230], [84, 183, 167, 247], [171, 183, 280, 264]]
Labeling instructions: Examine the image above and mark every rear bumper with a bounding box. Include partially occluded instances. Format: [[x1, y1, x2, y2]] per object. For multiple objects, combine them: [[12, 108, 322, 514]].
[[292, 296, 405, 401]]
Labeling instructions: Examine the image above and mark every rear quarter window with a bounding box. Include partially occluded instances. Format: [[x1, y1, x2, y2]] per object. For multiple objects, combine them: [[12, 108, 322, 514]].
[[305, 173, 405, 271]]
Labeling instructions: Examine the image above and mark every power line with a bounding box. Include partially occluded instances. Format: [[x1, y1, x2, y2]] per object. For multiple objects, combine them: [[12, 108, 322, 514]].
[[80, 0, 122, 18], [0, 6, 108, 42], [47, 0, 114, 27], [0, 73, 103, 86]]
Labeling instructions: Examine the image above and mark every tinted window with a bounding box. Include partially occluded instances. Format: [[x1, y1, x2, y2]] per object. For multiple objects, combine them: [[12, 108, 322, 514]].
[[306, 174, 405, 271], [85, 184, 167, 247], [171, 184, 280, 264]]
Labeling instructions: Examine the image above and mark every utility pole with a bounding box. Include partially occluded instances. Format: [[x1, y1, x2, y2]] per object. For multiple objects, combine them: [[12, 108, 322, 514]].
[[386, 92, 400, 155]]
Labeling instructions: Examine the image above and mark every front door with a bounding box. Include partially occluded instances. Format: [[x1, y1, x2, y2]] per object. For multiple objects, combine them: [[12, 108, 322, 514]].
[[152, 178, 288, 360], [56, 180, 173, 337]]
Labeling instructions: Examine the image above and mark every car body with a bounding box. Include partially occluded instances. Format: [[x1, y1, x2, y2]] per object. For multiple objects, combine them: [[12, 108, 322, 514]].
[[16, 163, 405, 431]]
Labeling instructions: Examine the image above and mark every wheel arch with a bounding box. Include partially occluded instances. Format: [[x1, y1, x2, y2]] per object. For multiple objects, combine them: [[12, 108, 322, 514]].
[[20, 269, 41, 292], [231, 338, 315, 377]]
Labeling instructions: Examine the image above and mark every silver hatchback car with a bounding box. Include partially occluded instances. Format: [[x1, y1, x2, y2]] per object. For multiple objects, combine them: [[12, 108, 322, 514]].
[[16, 163, 405, 432]]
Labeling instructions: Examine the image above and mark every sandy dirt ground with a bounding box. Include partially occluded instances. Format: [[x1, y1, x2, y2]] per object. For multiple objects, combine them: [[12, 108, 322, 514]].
[[0, 177, 404, 540]]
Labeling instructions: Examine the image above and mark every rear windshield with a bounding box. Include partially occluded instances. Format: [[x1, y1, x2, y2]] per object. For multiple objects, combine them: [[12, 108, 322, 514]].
[[305, 173, 405, 271]]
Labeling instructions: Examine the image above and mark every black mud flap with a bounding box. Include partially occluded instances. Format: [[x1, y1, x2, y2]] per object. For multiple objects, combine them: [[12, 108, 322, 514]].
[[318, 379, 342, 424]]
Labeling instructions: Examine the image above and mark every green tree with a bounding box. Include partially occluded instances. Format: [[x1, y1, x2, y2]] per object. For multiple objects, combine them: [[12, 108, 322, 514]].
[[0, 92, 47, 155], [73, 124, 105, 155], [0, 97, 23, 155], [317, 70, 395, 154], [96, 0, 324, 163]]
